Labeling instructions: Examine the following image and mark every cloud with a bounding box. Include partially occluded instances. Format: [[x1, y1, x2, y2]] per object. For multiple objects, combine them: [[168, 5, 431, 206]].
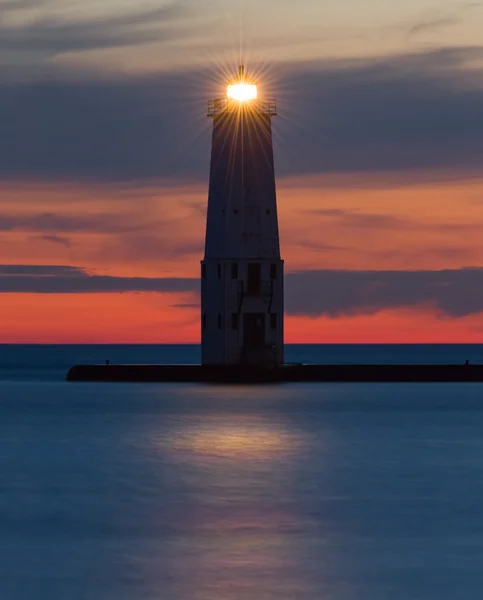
[[277, 47, 483, 177], [373, 246, 481, 263], [0, 212, 146, 233], [30, 234, 71, 247], [2, 46, 483, 181], [285, 268, 483, 318], [310, 208, 482, 234], [1, 264, 482, 319], [406, 2, 483, 38], [0, 1, 191, 57], [294, 240, 347, 252], [95, 234, 204, 263], [407, 17, 461, 37], [0, 208, 205, 262], [0, 72, 206, 181], [0, 265, 79, 275], [312, 209, 417, 230], [170, 302, 200, 309], [0, 264, 198, 294]]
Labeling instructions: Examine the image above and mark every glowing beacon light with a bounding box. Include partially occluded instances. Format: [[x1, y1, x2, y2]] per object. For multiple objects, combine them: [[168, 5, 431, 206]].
[[226, 65, 258, 102], [227, 82, 258, 102]]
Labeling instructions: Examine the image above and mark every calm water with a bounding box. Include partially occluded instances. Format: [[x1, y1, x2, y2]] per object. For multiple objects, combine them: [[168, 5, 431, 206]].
[[1, 345, 483, 599]]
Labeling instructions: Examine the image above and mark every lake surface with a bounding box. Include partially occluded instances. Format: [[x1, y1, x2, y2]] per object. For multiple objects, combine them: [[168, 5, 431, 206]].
[[1, 345, 483, 599]]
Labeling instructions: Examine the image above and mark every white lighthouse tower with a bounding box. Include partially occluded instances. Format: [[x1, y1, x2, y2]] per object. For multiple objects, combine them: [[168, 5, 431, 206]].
[[201, 67, 284, 366]]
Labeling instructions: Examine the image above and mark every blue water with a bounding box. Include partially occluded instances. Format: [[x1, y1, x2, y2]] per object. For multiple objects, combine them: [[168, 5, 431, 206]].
[[1, 345, 483, 599]]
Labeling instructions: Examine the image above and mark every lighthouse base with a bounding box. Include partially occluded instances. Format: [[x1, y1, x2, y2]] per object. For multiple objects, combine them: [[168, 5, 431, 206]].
[[67, 364, 483, 383]]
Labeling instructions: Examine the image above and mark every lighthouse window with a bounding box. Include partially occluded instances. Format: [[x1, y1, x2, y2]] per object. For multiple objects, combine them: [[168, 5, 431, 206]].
[[270, 263, 277, 279], [231, 314, 239, 330], [218, 314, 222, 329], [201, 264, 206, 279], [202, 313, 207, 331], [270, 314, 277, 330], [247, 263, 261, 294], [218, 264, 221, 278], [231, 263, 238, 279]]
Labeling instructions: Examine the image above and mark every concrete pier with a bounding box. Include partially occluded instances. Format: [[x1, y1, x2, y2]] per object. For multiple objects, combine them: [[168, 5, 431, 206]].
[[67, 364, 483, 383]]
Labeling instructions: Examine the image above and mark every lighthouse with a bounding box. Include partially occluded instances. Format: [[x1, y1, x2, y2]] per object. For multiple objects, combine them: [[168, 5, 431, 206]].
[[201, 66, 284, 366]]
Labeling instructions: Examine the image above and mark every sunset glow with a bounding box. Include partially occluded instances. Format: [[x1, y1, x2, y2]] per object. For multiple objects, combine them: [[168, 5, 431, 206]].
[[1, 0, 483, 343], [0, 171, 482, 344]]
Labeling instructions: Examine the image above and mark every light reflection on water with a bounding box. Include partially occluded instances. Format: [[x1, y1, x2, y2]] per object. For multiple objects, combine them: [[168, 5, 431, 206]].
[[166, 416, 302, 461], [141, 409, 317, 600]]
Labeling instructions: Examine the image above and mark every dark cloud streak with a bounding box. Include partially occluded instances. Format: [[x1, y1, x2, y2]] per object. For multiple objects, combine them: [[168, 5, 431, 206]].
[[310, 208, 482, 233], [406, 2, 483, 38], [0, 211, 150, 234], [0, 265, 199, 294], [407, 17, 461, 37], [31, 234, 71, 247], [285, 268, 483, 318]]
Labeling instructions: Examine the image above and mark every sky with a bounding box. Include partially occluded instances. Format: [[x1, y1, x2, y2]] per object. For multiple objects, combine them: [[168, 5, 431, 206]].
[[1, 0, 483, 343]]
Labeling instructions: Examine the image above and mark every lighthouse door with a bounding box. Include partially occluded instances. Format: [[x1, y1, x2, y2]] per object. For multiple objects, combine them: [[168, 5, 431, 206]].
[[243, 313, 266, 349]]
